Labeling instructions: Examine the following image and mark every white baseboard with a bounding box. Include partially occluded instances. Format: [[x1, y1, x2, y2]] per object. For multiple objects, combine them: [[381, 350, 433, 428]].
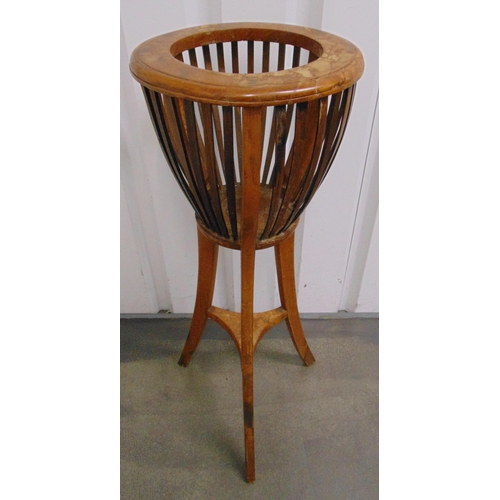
[[120, 311, 378, 319]]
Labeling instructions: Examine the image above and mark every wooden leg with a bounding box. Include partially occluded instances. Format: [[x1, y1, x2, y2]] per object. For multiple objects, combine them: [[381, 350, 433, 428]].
[[275, 231, 316, 366], [240, 239, 256, 483], [178, 225, 219, 367], [239, 106, 264, 483]]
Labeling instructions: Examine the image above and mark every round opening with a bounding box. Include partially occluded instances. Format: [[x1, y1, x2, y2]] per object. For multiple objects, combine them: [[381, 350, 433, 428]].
[[170, 28, 323, 74]]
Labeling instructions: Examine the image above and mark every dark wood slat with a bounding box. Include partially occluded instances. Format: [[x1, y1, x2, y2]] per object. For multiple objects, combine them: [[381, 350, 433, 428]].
[[281, 96, 329, 232], [247, 40, 254, 73], [188, 48, 198, 67], [314, 91, 343, 176], [223, 106, 238, 239], [216, 42, 225, 72], [200, 103, 229, 237], [317, 85, 356, 187], [315, 88, 352, 186], [260, 106, 268, 179], [297, 87, 354, 216], [211, 105, 225, 183], [261, 105, 288, 239], [192, 104, 209, 186], [202, 45, 212, 70], [292, 92, 342, 214], [231, 41, 239, 73], [143, 89, 182, 182], [235, 107, 244, 179], [292, 46, 301, 68], [144, 89, 203, 220], [271, 99, 321, 235], [277, 43, 286, 71], [173, 97, 212, 226], [262, 41, 270, 73], [161, 95, 193, 186], [261, 108, 277, 184], [182, 99, 220, 231], [268, 103, 295, 187]]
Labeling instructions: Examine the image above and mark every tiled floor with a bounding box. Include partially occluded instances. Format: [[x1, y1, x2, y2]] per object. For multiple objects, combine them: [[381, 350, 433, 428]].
[[121, 318, 378, 499]]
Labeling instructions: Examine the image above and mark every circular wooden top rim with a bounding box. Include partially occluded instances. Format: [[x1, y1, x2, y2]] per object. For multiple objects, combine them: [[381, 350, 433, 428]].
[[130, 22, 364, 106]]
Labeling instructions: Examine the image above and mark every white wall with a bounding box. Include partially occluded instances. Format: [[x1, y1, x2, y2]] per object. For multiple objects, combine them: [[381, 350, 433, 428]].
[[120, 0, 379, 313]]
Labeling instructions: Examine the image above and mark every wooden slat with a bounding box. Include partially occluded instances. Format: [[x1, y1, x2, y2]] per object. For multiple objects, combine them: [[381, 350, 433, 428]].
[[247, 40, 254, 73], [192, 104, 209, 185], [144, 89, 203, 220], [202, 45, 212, 70], [183, 99, 221, 230], [292, 45, 301, 68], [271, 99, 321, 235], [216, 42, 225, 72], [268, 103, 295, 187], [314, 88, 352, 189], [162, 96, 191, 184], [188, 48, 198, 67], [261, 108, 277, 184], [282, 96, 329, 231], [260, 106, 268, 178], [231, 41, 239, 73], [318, 85, 356, 187], [223, 106, 238, 239], [174, 98, 212, 226], [277, 43, 286, 71], [314, 91, 343, 177], [261, 105, 288, 239], [211, 105, 225, 183], [297, 87, 354, 215], [262, 41, 270, 73], [143, 89, 183, 187], [200, 103, 229, 237], [235, 107, 243, 178]]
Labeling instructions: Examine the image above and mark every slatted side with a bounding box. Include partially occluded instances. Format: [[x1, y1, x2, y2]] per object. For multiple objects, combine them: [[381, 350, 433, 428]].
[[178, 42, 310, 74], [142, 87, 209, 226], [269, 98, 322, 235], [272, 85, 356, 236]]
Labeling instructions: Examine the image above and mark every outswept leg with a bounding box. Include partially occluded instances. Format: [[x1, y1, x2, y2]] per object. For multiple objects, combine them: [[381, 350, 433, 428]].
[[275, 231, 316, 366], [178, 225, 219, 367], [239, 106, 263, 482], [240, 235, 257, 483]]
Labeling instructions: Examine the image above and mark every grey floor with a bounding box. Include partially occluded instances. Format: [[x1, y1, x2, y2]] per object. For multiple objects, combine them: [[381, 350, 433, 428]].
[[121, 317, 378, 500]]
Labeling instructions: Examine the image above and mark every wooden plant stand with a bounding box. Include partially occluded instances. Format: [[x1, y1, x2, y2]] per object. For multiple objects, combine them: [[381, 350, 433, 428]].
[[130, 22, 363, 482]]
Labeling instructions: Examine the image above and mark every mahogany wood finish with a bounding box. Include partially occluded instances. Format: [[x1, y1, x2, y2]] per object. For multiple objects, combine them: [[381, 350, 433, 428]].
[[130, 22, 363, 482]]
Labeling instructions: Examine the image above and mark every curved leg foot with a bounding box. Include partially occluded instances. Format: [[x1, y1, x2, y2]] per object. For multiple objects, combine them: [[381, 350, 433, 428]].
[[241, 356, 255, 483], [178, 225, 219, 367], [275, 231, 316, 366]]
